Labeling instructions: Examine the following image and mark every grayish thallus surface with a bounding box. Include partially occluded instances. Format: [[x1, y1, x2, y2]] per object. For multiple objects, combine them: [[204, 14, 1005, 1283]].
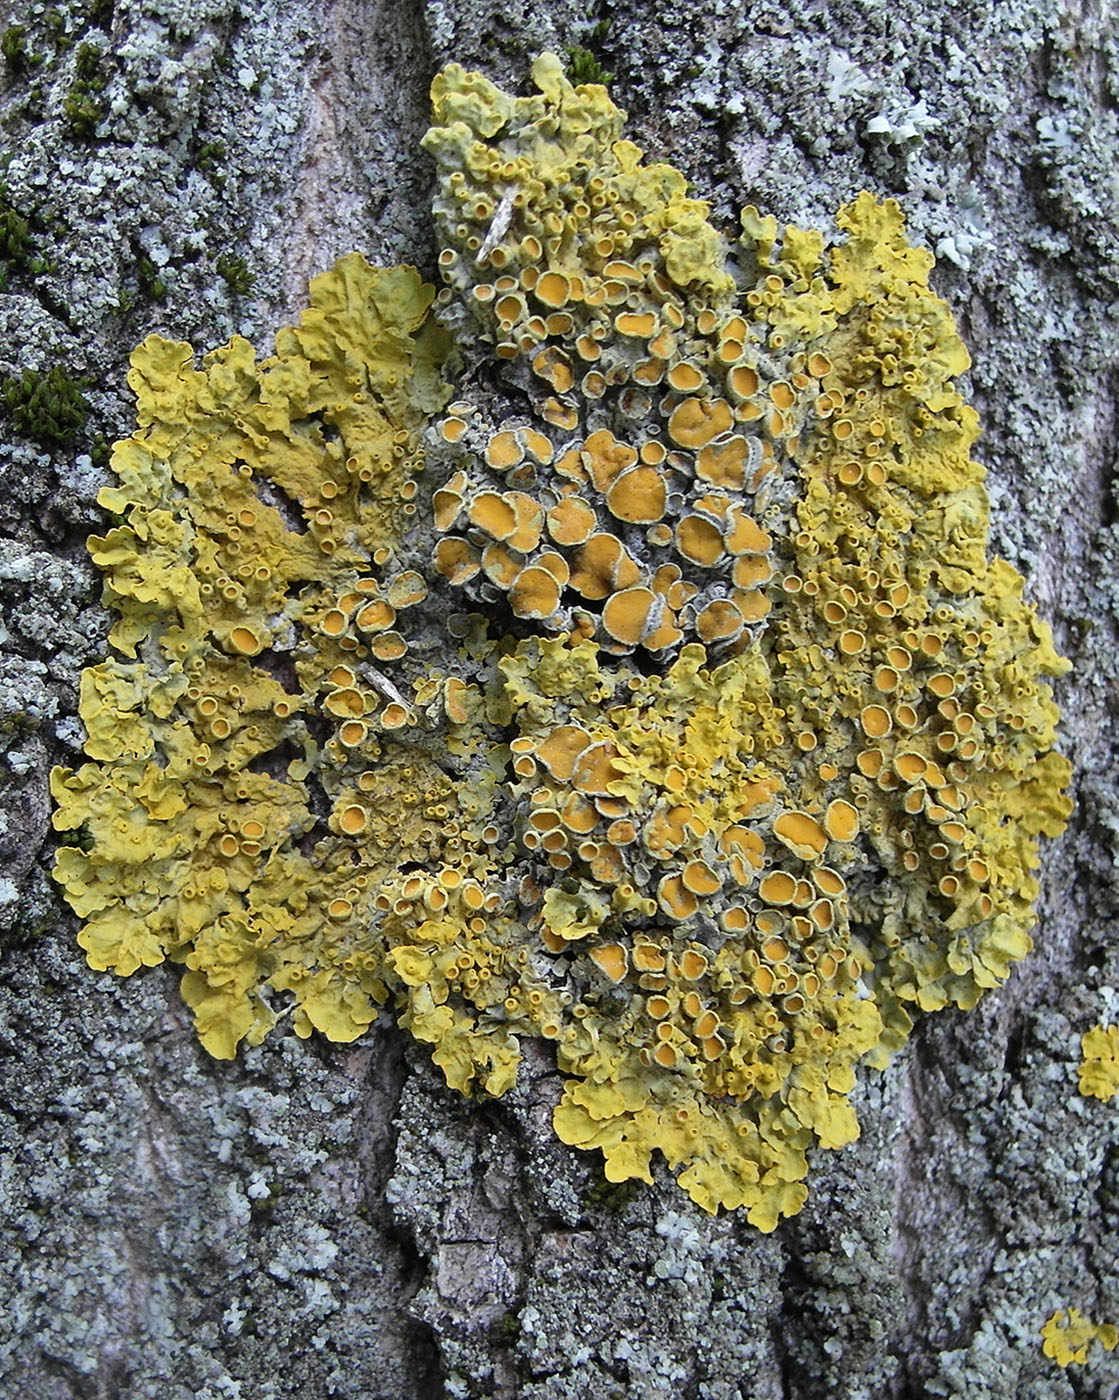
[[1, 0, 1117, 1396]]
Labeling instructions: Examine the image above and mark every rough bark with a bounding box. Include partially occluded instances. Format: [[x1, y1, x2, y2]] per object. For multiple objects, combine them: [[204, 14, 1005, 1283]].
[[1, 1, 1117, 1397]]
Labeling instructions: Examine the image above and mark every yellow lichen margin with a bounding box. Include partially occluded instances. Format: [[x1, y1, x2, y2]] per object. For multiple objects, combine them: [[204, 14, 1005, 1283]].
[[1078, 1025, 1119, 1100], [53, 56, 1073, 1229], [1041, 1308, 1118, 1367]]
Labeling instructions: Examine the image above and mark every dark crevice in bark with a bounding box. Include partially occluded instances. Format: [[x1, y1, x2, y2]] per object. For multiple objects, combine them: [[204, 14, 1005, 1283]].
[[357, 1025, 448, 1398], [774, 1246, 806, 1400]]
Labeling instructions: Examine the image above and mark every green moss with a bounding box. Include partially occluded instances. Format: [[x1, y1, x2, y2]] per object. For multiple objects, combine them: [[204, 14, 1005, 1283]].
[[217, 253, 253, 296], [564, 18, 612, 84], [43, 8, 68, 44], [0, 198, 30, 268], [2, 24, 28, 71], [564, 45, 613, 86], [195, 140, 226, 167], [583, 1173, 642, 1212], [1, 365, 90, 448], [250, 1188, 280, 1215], [195, 139, 227, 188], [63, 43, 109, 139], [490, 1312, 521, 1346], [68, 827, 95, 854], [135, 252, 167, 302], [74, 40, 101, 82], [0, 188, 56, 290], [63, 89, 106, 138], [595, 991, 628, 1018]]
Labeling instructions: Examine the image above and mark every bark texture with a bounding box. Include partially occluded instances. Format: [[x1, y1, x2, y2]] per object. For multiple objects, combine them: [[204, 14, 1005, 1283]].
[[1, 1, 1117, 1397]]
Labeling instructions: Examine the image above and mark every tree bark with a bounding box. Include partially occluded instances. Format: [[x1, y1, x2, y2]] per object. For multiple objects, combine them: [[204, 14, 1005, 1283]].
[[1, 1, 1116, 1397]]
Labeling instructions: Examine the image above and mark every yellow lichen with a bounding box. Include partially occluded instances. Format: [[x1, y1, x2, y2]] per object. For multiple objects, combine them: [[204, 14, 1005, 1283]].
[[52, 254, 464, 1055], [53, 56, 1072, 1229], [1041, 1308, 1118, 1367], [1078, 1025, 1119, 1101]]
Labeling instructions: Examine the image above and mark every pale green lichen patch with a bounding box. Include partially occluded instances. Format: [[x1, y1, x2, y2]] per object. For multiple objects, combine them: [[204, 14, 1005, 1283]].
[[53, 57, 1072, 1229]]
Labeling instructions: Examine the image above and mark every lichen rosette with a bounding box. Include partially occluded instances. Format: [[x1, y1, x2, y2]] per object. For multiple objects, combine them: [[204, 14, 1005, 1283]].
[[53, 54, 1071, 1229]]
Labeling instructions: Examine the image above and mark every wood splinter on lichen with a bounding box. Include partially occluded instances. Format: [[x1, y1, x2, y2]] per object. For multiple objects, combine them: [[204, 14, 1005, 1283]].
[[51, 51, 1071, 1232]]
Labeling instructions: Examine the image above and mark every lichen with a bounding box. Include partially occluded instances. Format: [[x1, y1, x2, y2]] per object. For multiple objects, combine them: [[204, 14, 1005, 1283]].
[[1077, 1024, 1119, 1101], [52, 55, 1072, 1229], [52, 254, 452, 1055], [1040, 1307, 1118, 1367]]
